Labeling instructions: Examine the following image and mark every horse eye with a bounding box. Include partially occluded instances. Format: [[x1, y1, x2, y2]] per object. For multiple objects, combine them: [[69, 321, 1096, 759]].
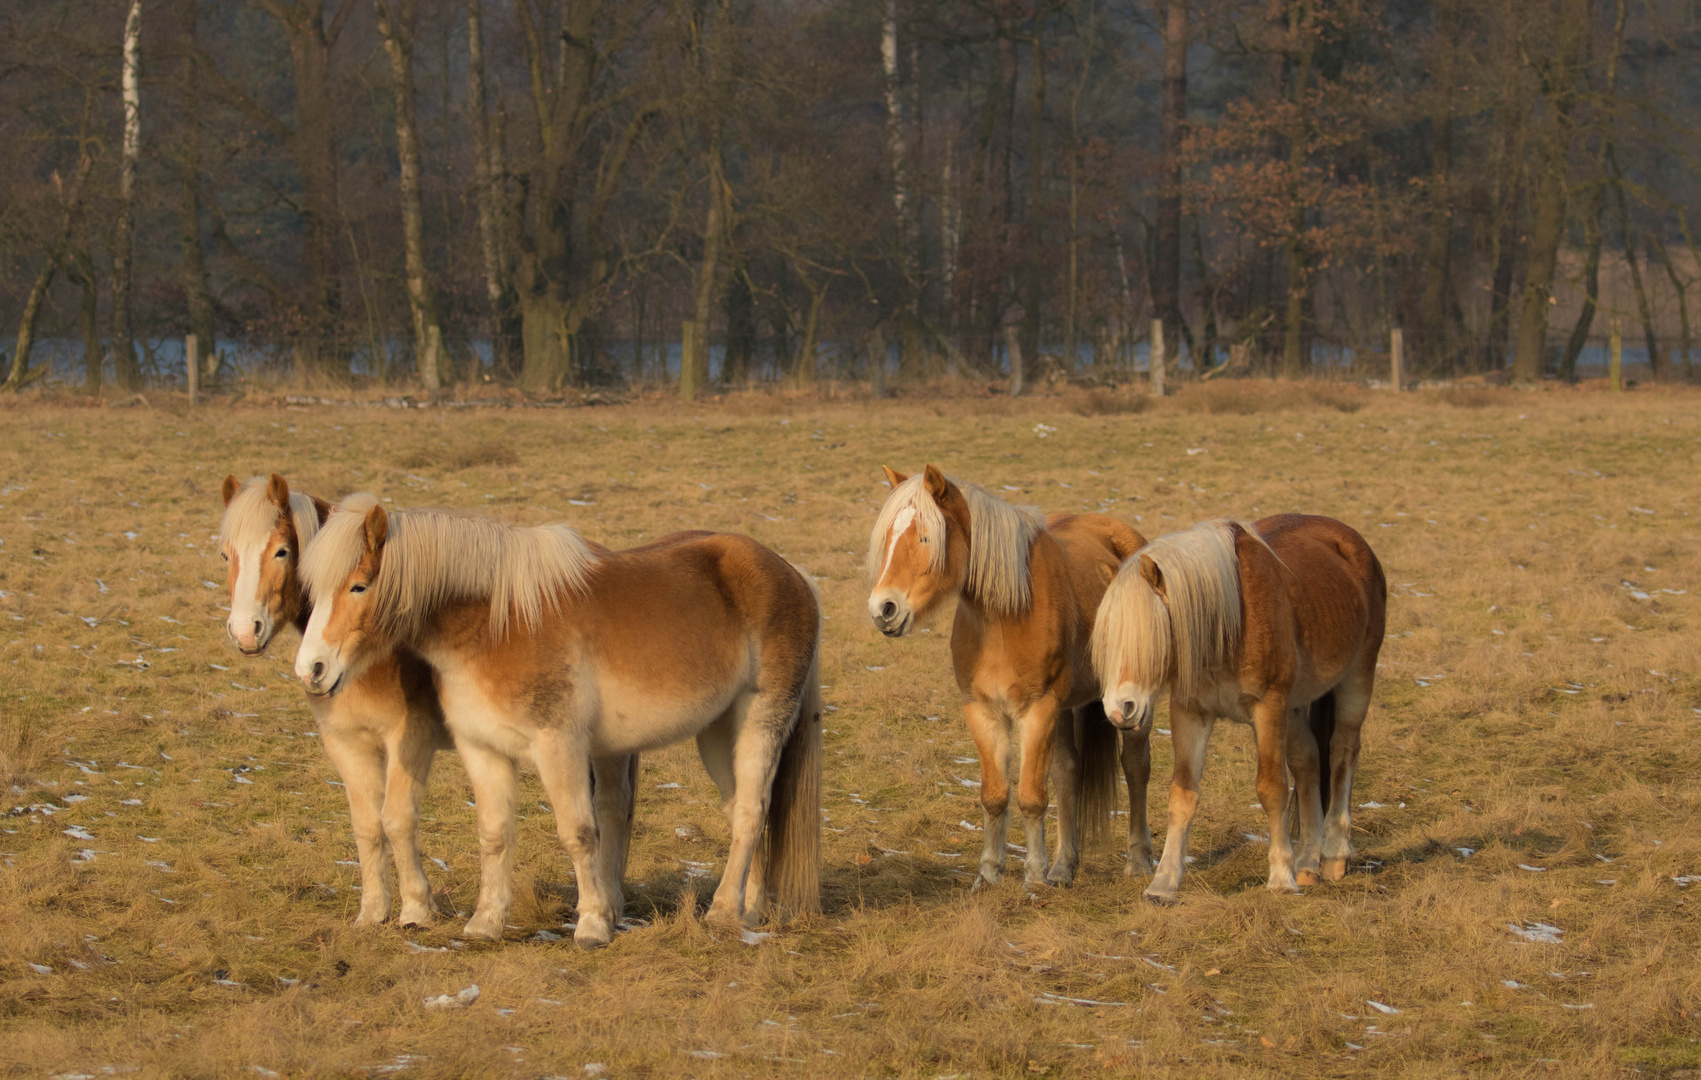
[[275, 548, 289, 559], [919, 536, 929, 543], [220, 552, 229, 561], [350, 584, 367, 594]]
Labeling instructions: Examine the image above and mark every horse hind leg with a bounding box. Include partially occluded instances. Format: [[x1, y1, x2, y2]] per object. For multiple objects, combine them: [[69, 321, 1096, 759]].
[[1289, 695, 1330, 887], [707, 685, 804, 930], [1251, 692, 1300, 895], [696, 711, 766, 922], [1322, 669, 1373, 881], [1044, 707, 1083, 887]]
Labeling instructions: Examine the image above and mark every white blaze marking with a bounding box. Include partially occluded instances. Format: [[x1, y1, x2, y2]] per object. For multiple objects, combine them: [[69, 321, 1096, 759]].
[[228, 541, 266, 636], [880, 507, 917, 580]]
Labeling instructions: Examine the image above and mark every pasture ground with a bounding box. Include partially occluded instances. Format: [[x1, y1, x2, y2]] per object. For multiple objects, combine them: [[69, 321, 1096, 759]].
[[1, 381, 1698, 1079]]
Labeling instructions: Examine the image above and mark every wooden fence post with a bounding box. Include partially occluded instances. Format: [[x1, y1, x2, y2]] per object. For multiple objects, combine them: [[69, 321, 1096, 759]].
[[1610, 318, 1622, 392], [1390, 327, 1403, 391], [1150, 318, 1166, 397], [1004, 324, 1024, 396], [186, 333, 199, 405]]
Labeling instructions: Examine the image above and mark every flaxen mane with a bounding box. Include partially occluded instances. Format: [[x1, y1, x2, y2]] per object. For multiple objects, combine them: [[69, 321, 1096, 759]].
[[301, 495, 597, 641], [219, 477, 323, 552], [1093, 520, 1244, 701], [866, 474, 1043, 616]]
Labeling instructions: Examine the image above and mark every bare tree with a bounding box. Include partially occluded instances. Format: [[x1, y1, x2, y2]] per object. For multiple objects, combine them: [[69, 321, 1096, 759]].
[[110, 0, 144, 391], [466, 0, 517, 378], [375, 0, 444, 389]]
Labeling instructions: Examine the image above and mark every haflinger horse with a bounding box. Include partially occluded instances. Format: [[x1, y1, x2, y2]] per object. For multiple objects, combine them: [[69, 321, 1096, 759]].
[[219, 474, 457, 928], [867, 465, 1148, 889], [293, 496, 822, 949], [1092, 514, 1386, 903]]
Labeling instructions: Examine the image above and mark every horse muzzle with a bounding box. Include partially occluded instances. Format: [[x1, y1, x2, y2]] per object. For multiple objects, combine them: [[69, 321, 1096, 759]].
[[867, 594, 913, 638], [227, 617, 272, 657], [1107, 698, 1153, 733]]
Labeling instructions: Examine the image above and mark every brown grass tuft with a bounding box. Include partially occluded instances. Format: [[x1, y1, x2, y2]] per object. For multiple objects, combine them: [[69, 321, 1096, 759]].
[[1072, 388, 1152, 416], [397, 439, 520, 470]]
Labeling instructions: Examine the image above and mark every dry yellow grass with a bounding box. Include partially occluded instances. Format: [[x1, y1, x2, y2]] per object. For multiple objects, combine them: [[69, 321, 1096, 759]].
[[1, 382, 1698, 1079]]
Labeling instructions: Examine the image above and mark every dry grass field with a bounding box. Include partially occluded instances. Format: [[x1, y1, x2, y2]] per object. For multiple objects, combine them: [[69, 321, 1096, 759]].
[[2, 381, 1698, 1079]]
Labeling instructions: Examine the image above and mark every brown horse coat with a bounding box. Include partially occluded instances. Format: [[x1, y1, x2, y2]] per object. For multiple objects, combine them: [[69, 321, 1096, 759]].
[[869, 466, 1148, 887]]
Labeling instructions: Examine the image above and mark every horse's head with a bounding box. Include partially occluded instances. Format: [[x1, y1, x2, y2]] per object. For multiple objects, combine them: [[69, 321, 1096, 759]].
[[866, 464, 965, 637], [218, 474, 320, 656], [295, 498, 390, 697], [1094, 553, 1172, 733]]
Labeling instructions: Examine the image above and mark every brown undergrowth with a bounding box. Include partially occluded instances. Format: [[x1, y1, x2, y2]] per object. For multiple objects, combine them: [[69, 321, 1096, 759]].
[[1, 387, 1698, 1078]]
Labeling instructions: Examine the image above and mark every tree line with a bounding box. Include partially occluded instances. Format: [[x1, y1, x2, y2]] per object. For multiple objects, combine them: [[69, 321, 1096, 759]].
[[2, 0, 1697, 397]]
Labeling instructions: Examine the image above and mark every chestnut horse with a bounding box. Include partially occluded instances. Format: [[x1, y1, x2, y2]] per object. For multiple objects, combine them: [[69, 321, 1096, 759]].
[[294, 497, 821, 948], [867, 466, 1147, 888], [1092, 514, 1386, 902], [218, 474, 455, 927]]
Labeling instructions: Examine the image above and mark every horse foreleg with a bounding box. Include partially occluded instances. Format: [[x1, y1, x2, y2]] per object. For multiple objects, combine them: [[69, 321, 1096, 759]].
[[964, 699, 1012, 888], [382, 720, 439, 927], [1014, 697, 1061, 889], [533, 736, 617, 949], [1045, 708, 1082, 886], [457, 743, 518, 942], [1120, 725, 1154, 877], [591, 754, 637, 924], [1147, 704, 1212, 903], [319, 728, 392, 926], [1252, 692, 1300, 894]]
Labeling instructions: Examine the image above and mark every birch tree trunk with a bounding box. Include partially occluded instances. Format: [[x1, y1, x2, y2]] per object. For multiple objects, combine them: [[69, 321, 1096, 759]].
[[1560, 0, 1626, 381], [682, 146, 725, 400], [375, 0, 443, 389], [111, 0, 145, 391]]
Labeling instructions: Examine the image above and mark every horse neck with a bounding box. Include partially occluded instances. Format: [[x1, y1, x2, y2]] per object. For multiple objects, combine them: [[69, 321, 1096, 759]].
[[955, 513, 1049, 624]]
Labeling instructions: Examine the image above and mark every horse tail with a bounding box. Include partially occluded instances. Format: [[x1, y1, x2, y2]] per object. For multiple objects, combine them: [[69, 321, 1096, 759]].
[[1078, 701, 1120, 847], [1308, 689, 1337, 817], [766, 642, 822, 918]]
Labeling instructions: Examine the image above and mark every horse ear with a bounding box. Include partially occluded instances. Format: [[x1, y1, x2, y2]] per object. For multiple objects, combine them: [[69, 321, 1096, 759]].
[[922, 464, 949, 499], [266, 473, 291, 511], [881, 465, 909, 489], [363, 504, 389, 554], [311, 496, 333, 525], [221, 475, 240, 506], [1138, 554, 1166, 598]]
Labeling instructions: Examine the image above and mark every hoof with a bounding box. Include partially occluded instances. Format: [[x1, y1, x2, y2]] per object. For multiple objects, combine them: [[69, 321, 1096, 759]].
[[460, 913, 505, 942], [1320, 857, 1348, 882], [704, 903, 744, 931], [353, 910, 389, 928], [1123, 857, 1154, 878], [573, 915, 614, 950], [970, 873, 1000, 893], [1043, 866, 1076, 888], [1266, 876, 1301, 895], [1295, 869, 1320, 888], [1143, 889, 1178, 907], [398, 905, 435, 929]]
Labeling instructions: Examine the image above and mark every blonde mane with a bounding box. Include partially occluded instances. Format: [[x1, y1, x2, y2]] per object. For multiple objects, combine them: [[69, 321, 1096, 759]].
[[866, 473, 1043, 616], [300, 495, 597, 641], [219, 477, 323, 553], [1093, 520, 1244, 701]]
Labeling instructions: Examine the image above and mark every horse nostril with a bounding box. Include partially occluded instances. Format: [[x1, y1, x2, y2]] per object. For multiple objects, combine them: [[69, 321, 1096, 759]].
[[880, 601, 897, 621], [252, 620, 263, 638], [311, 661, 325, 680]]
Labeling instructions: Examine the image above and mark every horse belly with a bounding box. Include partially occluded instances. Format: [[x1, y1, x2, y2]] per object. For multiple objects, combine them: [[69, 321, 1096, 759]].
[[589, 675, 741, 756]]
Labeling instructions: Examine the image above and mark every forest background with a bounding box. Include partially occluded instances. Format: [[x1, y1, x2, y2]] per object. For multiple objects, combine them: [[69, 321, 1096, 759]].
[[2, 0, 1698, 397]]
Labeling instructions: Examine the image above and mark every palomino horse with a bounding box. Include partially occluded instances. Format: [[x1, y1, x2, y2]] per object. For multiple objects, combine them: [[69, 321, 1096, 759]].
[[294, 497, 822, 948], [1092, 514, 1386, 902], [219, 474, 454, 927], [867, 466, 1147, 888]]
